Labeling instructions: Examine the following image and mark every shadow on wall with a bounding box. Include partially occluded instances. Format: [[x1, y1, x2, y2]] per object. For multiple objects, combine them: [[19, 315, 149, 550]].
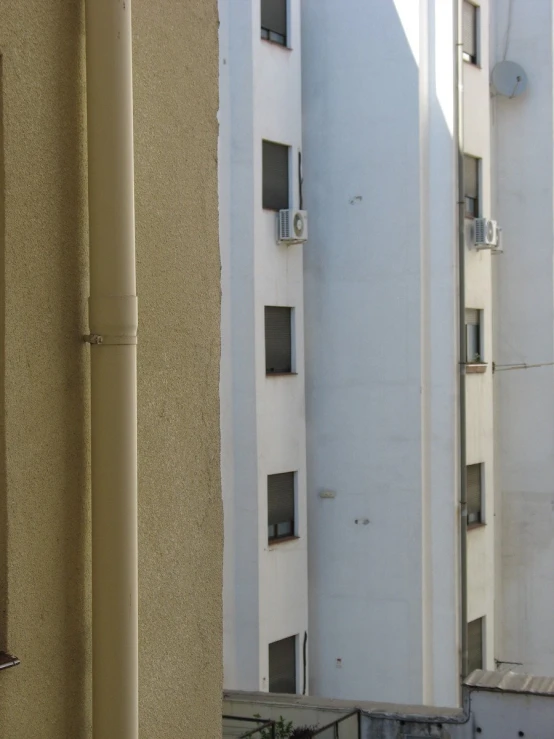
[[0, 55, 6, 656], [56, 0, 90, 735]]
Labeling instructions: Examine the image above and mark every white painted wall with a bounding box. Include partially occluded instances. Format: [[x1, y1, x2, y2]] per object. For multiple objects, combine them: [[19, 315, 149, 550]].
[[492, 0, 554, 675], [301, 0, 459, 707], [463, 689, 554, 739], [222, 0, 499, 703], [463, 0, 496, 670], [220, 0, 309, 692]]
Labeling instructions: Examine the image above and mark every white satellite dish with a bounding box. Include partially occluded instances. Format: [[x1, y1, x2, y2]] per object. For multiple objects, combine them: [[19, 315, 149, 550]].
[[491, 61, 528, 98]]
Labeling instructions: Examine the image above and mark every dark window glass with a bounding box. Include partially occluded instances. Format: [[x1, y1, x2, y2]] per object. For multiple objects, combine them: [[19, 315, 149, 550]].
[[261, 0, 287, 46], [268, 472, 295, 542], [463, 1, 477, 63], [265, 307, 292, 374], [269, 636, 296, 693], [466, 309, 481, 363], [263, 141, 289, 211], [464, 154, 479, 218], [468, 617, 484, 674], [467, 463, 483, 526]]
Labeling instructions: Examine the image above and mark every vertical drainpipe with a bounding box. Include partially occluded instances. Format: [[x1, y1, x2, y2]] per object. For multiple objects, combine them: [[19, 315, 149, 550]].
[[85, 1, 139, 737], [455, 0, 469, 685]]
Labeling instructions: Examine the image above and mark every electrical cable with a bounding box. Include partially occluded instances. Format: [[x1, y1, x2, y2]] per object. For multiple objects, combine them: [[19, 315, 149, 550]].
[[494, 360, 554, 372], [503, 0, 514, 61]]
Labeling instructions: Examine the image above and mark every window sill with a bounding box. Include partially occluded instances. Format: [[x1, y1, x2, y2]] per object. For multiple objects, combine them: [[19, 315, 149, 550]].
[[261, 37, 291, 51], [266, 371, 297, 377], [268, 535, 300, 549], [468, 522, 486, 532], [0, 652, 20, 671], [466, 363, 487, 374]]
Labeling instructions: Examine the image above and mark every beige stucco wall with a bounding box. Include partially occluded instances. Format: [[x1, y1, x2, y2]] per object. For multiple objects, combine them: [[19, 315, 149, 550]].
[[0, 1, 222, 737]]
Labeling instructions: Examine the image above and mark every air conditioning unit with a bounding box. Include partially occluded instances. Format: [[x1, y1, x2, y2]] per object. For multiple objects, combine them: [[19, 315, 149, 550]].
[[278, 209, 308, 245], [474, 218, 501, 250]]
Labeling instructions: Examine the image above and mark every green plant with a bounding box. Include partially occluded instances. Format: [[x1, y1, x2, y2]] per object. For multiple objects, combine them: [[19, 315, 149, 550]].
[[253, 714, 319, 738], [254, 714, 293, 739]]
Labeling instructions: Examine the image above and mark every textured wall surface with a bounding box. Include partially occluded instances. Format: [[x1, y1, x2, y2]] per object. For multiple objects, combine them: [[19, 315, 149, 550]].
[[134, 0, 222, 736], [0, 0, 222, 736]]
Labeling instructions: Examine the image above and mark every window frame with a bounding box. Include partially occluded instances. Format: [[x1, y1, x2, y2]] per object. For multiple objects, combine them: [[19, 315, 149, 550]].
[[466, 462, 484, 527], [463, 154, 481, 220], [265, 305, 294, 375], [262, 140, 291, 213], [465, 308, 484, 364], [462, 0, 479, 66], [261, 0, 288, 47], [267, 471, 296, 543], [467, 617, 485, 675], [268, 635, 298, 694]]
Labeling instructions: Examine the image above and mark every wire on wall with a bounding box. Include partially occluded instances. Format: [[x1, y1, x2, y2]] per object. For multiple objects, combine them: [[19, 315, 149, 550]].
[[502, 0, 514, 61], [494, 360, 554, 373]]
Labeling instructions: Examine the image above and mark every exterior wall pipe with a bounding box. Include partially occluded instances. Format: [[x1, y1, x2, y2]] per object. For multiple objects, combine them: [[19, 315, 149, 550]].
[[455, 0, 469, 685], [85, 0, 138, 737]]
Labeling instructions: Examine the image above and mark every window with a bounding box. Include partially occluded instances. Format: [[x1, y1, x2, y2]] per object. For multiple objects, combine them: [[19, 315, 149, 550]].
[[261, 0, 287, 46], [468, 617, 484, 674], [269, 636, 297, 693], [265, 306, 292, 374], [467, 463, 483, 526], [465, 309, 482, 363], [263, 141, 289, 211], [464, 155, 480, 218], [463, 1, 478, 64], [268, 472, 295, 541]]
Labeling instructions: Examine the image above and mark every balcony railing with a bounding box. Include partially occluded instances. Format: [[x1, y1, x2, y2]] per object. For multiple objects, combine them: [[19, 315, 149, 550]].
[[222, 710, 362, 739], [223, 714, 276, 738], [310, 710, 361, 738]]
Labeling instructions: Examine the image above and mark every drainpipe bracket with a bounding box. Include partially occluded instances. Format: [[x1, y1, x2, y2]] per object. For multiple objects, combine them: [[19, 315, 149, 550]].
[[84, 334, 137, 345], [84, 334, 104, 344]]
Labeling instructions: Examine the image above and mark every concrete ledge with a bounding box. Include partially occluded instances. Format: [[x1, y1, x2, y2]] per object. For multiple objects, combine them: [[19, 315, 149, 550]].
[[224, 689, 462, 719]]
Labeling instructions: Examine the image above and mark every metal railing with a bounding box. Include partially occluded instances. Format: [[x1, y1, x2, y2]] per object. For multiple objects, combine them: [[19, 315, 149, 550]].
[[223, 710, 362, 739], [222, 714, 276, 738], [310, 709, 361, 738]]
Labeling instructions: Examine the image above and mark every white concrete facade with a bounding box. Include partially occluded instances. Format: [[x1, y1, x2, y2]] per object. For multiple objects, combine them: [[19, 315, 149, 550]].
[[463, 0, 496, 675], [301, 0, 464, 707], [220, 0, 309, 693], [220, 0, 554, 708], [492, 0, 554, 676], [299, 0, 497, 704]]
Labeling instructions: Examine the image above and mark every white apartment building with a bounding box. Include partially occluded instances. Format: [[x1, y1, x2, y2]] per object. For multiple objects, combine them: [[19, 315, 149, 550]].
[[220, 0, 550, 708], [219, 0, 309, 695]]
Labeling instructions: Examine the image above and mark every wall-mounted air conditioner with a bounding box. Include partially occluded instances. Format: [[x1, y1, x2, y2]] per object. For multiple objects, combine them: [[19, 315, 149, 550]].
[[474, 217, 502, 252], [277, 209, 308, 245]]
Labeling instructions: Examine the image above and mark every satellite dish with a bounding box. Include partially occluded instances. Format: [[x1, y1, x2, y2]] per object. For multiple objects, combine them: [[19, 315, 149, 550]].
[[491, 61, 528, 98]]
